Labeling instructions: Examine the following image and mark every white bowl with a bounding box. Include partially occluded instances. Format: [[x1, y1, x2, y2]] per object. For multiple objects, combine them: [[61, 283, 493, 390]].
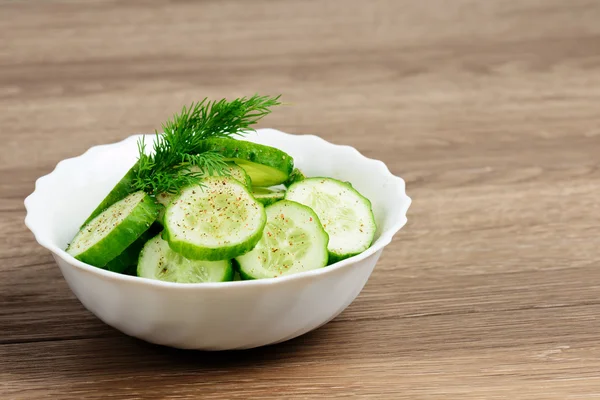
[[24, 129, 411, 350]]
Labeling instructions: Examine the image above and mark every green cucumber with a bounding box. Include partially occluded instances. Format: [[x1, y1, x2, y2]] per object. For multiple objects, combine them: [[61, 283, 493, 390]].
[[235, 200, 329, 279], [138, 235, 233, 283], [67, 191, 159, 267], [285, 178, 376, 263], [190, 162, 252, 188], [196, 138, 294, 186], [232, 270, 242, 281], [163, 176, 266, 261], [284, 168, 306, 188], [123, 264, 138, 276], [222, 162, 252, 188], [82, 161, 139, 226], [104, 223, 162, 274], [154, 162, 252, 224], [252, 187, 285, 206], [156, 192, 174, 208], [155, 192, 173, 225]]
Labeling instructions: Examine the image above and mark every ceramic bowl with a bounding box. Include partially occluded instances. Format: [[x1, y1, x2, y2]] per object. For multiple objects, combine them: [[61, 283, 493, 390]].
[[24, 129, 411, 350]]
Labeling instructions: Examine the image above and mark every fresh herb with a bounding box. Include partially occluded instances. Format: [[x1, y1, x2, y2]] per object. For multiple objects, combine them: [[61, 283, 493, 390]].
[[132, 95, 281, 194]]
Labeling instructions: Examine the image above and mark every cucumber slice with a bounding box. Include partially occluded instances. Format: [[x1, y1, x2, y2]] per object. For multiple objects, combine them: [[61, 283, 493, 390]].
[[67, 191, 159, 267], [104, 223, 162, 274], [222, 162, 252, 188], [163, 176, 266, 261], [156, 192, 174, 207], [155, 192, 173, 225], [190, 162, 252, 188], [82, 161, 138, 226], [235, 200, 329, 279], [283, 168, 306, 188], [252, 187, 285, 206], [197, 138, 294, 187], [138, 235, 233, 283], [285, 178, 376, 263], [154, 162, 252, 224]]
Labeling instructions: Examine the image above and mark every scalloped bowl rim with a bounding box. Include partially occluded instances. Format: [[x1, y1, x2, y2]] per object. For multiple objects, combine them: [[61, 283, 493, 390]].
[[24, 129, 411, 290]]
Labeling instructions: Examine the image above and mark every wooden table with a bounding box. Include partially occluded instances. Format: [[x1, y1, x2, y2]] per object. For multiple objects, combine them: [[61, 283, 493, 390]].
[[2, 1, 600, 398]]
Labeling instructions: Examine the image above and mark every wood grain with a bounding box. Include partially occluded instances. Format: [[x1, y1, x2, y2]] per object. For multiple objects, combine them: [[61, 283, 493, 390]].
[[2, 0, 600, 398]]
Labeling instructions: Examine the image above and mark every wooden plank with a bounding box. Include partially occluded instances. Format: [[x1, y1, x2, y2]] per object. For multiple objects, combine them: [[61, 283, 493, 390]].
[[3, 306, 600, 399]]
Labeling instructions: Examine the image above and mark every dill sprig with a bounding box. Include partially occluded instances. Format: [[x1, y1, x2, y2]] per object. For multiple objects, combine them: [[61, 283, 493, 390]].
[[132, 95, 281, 194]]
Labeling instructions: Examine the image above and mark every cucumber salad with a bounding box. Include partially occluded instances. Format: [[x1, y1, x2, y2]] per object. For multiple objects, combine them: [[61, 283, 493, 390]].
[[66, 95, 376, 283]]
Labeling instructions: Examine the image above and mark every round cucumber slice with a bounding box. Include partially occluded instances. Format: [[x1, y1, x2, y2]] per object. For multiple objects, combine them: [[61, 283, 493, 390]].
[[154, 162, 253, 225], [252, 187, 285, 206], [67, 191, 159, 267], [235, 200, 329, 279], [138, 235, 233, 283], [197, 138, 294, 187], [163, 176, 266, 261], [285, 178, 376, 263], [283, 168, 306, 188]]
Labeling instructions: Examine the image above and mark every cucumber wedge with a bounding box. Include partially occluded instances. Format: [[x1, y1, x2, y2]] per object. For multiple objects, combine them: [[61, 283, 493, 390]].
[[67, 191, 159, 267], [104, 223, 161, 273], [235, 200, 329, 279], [197, 138, 294, 187], [285, 178, 376, 263], [163, 177, 266, 261], [82, 161, 139, 226], [252, 187, 285, 206], [283, 168, 306, 188], [138, 235, 233, 283]]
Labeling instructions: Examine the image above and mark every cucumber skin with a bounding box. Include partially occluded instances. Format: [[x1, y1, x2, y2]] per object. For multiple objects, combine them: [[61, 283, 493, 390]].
[[104, 223, 162, 274], [163, 180, 267, 261], [197, 138, 294, 186], [252, 188, 286, 207], [283, 168, 306, 188], [231, 258, 255, 280], [254, 194, 284, 207], [72, 193, 159, 267], [327, 251, 360, 265], [82, 161, 139, 227], [232, 252, 256, 280], [238, 267, 257, 281], [286, 177, 376, 264], [222, 262, 235, 282]]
